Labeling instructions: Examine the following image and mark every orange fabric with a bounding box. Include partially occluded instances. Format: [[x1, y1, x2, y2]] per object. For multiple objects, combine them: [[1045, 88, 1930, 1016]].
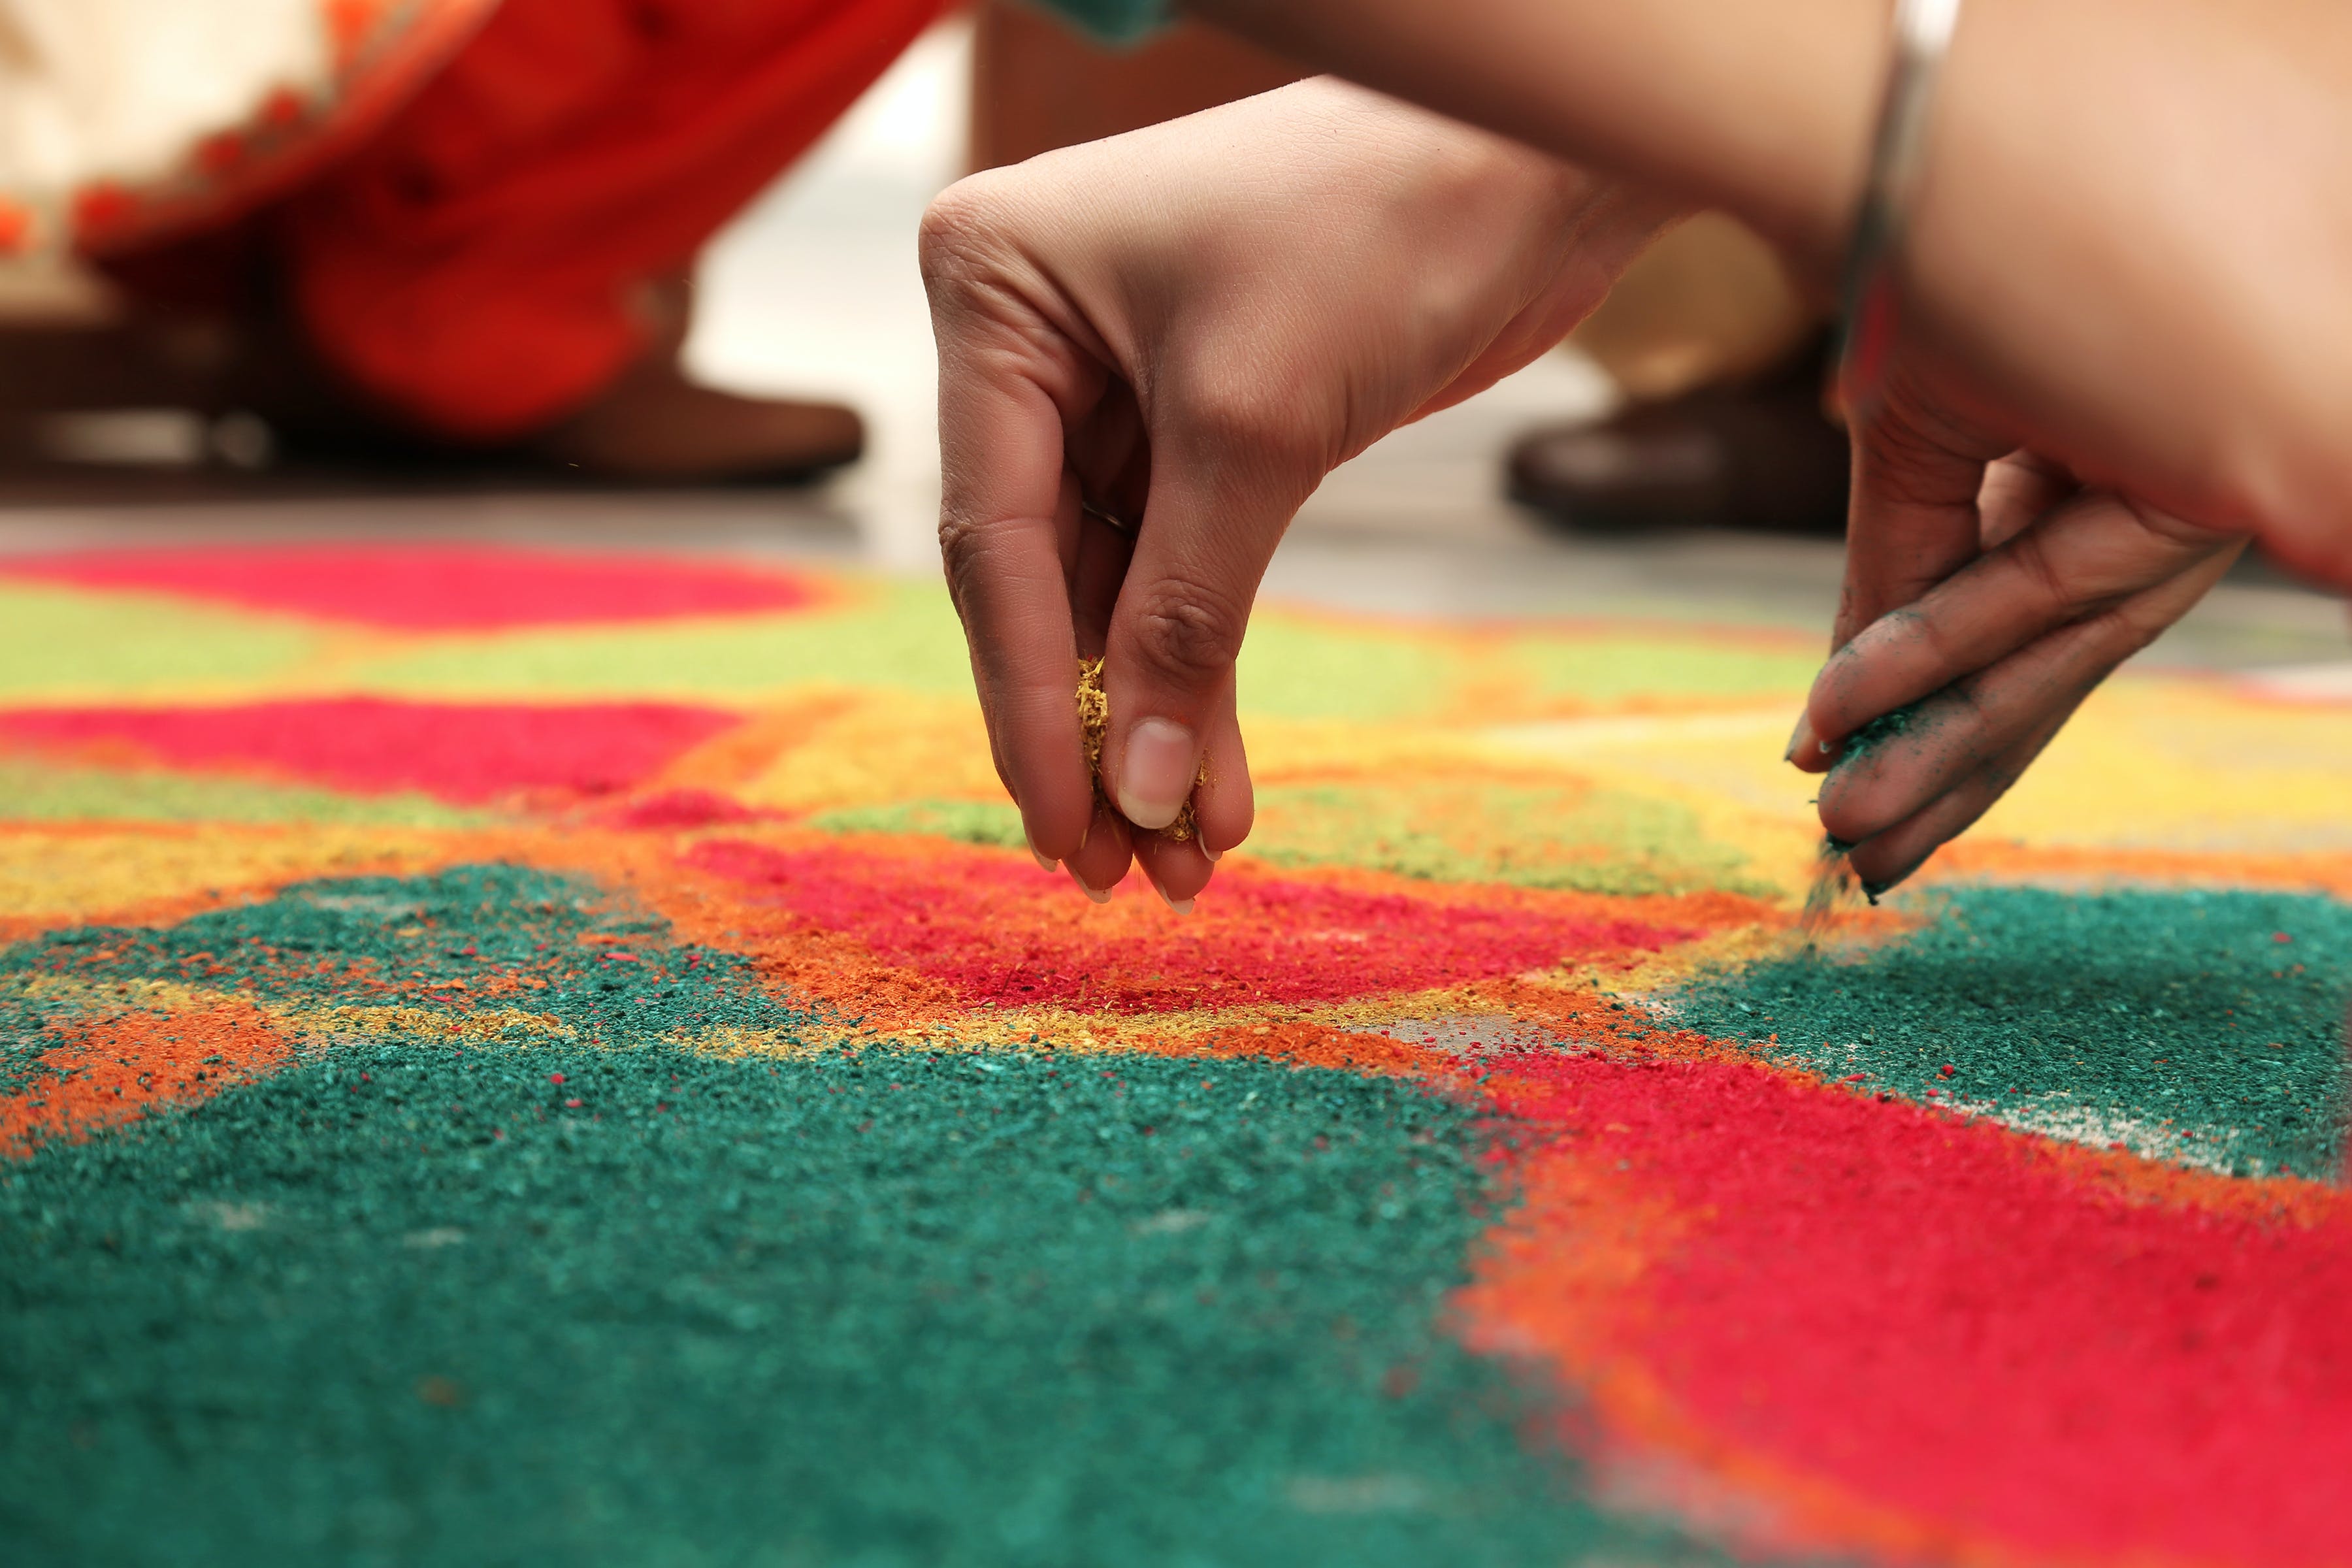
[[273, 0, 945, 440]]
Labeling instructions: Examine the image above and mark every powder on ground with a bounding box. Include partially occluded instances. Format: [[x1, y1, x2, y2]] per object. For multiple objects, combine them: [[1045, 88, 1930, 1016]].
[[0, 699, 741, 805], [1669, 884, 2352, 1177], [0, 544, 821, 630], [0, 868, 1700, 1567], [1470, 1047, 2352, 1567]]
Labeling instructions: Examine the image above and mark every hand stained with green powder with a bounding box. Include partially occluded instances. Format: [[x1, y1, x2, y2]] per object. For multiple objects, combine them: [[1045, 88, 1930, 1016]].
[[1671, 885, 2352, 1178], [0, 867, 1701, 1568]]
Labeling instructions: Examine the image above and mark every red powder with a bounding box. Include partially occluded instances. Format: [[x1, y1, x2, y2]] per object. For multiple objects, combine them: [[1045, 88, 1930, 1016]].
[[687, 838, 1692, 1012], [0, 544, 820, 630], [602, 789, 768, 830], [0, 698, 740, 804], [1465, 1051, 2352, 1566]]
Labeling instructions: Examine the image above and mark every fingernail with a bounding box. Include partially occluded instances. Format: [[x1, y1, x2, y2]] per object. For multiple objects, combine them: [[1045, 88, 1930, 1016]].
[[1784, 712, 1817, 764], [1860, 857, 1927, 904], [1028, 842, 1056, 873], [1115, 717, 1197, 831], [1065, 864, 1111, 905], [1137, 860, 1194, 916]]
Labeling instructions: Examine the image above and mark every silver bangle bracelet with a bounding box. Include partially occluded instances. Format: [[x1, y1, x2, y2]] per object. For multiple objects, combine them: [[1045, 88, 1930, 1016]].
[[1835, 0, 1963, 422]]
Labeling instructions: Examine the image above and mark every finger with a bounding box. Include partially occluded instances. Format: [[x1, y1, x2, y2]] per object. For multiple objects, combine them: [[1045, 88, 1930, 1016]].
[[1070, 491, 1136, 659], [1841, 691, 2087, 897], [1190, 697, 1254, 858], [1834, 396, 2004, 646], [1817, 534, 2243, 845], [1130, 696, 1254, 913], [1134, 836, 1213, 913], [1064, 798, 1135, 904], [1096, 425, 1306, 834], [1806, 489, 2246, 750], [936, 344, 1100, 866], [1975, 449, 2075, 551], [1790, 397, 2001, 773]]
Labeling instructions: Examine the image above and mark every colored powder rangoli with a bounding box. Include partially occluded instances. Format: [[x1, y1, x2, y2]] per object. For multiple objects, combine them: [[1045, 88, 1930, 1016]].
[[2, 539, 2349, 1567]]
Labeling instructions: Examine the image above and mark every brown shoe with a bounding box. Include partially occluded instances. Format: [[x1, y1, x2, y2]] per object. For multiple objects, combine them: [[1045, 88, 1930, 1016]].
[[1508, 338, 1849, 535], [528, 352, 862, 484]]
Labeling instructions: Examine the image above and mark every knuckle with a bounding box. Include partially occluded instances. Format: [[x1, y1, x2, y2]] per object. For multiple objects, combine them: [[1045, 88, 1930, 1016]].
[[1124, 573, 1249, 688], [2099, 596, 2176, 656], [1816, 787, 1887, 848], [1171, 362, 1331, 478], [917, 173, 1021, 300], [1908, 608, 1975, 681], [934, 507, 1004, 615], [2004, 530, 2076, 614]]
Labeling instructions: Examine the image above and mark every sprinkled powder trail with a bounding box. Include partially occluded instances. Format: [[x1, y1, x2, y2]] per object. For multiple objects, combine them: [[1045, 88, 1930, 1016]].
[[1797, 837, 1855, 939]]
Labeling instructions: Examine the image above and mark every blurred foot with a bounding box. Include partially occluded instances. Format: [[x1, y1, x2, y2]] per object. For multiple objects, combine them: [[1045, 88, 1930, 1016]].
[[1507, 338, 1849, 534], [529, 353, 863, 483]]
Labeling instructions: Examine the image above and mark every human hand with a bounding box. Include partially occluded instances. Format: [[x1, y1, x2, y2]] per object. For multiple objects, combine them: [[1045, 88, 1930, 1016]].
[[921, 78, 1675, 909], [1771, 0, 2352, 893], [1788, 389, 2249, 894]]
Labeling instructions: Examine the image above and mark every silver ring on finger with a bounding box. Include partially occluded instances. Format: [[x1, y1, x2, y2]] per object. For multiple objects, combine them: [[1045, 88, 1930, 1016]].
[[1081, 498, 1139, 540]]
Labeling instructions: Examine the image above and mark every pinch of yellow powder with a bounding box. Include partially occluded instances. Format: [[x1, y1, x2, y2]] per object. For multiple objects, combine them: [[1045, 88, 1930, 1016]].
[[1077, 657, 1203, 842]]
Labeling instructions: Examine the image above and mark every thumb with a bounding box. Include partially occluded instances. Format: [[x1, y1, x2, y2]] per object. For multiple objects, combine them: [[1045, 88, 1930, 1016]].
[[1792, 395, 1999, 772], [1098, 426, 1315, 840]]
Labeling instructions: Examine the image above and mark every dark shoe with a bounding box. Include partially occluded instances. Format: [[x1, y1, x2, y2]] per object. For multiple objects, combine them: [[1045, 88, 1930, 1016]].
[[529, 353, 862, 484], [1507, 345, 1850, 534]]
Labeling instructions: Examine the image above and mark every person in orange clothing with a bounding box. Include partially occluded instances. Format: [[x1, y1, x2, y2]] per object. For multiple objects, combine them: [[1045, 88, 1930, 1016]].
[[1, 0, 943, 480]]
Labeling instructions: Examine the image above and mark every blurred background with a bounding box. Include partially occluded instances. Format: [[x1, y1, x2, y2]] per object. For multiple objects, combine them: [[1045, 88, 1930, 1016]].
[[0, 3, 2345, 686]]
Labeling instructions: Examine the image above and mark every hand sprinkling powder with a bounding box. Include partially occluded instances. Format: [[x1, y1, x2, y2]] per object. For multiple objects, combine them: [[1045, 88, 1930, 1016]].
[[1077, 657, 1204, 841]]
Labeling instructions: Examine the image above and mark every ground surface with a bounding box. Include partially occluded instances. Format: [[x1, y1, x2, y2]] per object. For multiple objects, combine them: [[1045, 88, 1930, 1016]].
[[5, 27, 2351, 1561], [1, 534, 2347, 1568]]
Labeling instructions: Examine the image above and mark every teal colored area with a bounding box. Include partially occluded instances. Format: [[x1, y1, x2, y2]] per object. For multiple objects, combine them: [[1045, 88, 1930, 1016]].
[[1505, 632, 1817, 706], [0, 874, 1696, 1568], [0, 759, 487, 828], [808, 797, 1029, 848], [1669, 885, 2352, 1179], [344, 580, 973, 699], [0, 864, 775, 1098], [0, 583, 321, 699]]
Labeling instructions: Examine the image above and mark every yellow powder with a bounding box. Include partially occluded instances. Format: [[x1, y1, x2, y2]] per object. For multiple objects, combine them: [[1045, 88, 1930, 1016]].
[[1077, 658, 1202, 842]]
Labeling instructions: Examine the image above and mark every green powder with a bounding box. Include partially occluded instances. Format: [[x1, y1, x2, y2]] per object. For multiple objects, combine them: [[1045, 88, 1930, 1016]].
[[0, 759, 487, 828], [1833, 702, 1921, 767], [4, 866, 782, 1087], [0, 583, 322, 702], [1242, 783, 1772, 898], [808, 798, 1032, 849], [808, 785, 1775, 899], [1, 868, 1706, 1568], [1670, 885, 2352, 1178]]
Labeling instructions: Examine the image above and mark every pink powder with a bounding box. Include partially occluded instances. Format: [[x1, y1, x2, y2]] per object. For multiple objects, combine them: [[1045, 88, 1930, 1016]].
[[1, 543, 819, 629], [0, 698, 740, 803], [689, 838, 1692, 1011]]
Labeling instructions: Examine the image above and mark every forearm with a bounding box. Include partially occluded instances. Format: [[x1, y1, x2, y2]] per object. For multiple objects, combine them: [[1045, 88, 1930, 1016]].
[[1185, 0, 1884, 283]]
